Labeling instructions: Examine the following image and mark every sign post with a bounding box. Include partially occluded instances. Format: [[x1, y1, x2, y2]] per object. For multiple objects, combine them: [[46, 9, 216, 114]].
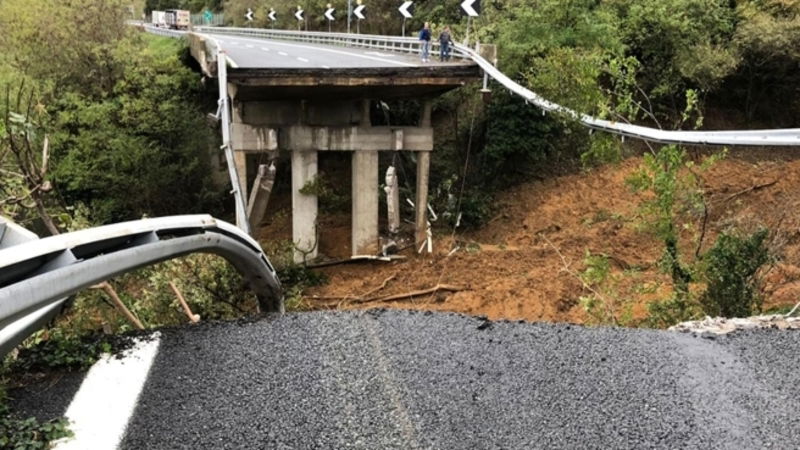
[[460, 0, 480, 45], [325, 4, 335, 32], [295, 6, 304, 31], [354, 1, 366, 34], [399, 1, 413, 37]]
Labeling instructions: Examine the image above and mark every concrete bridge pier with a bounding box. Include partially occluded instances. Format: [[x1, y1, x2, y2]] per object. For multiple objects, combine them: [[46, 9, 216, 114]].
[[416, 100, 433, 249], [291, 150, 319, 262], [351, 99, 380, 256], [231, 97, 436, 263]]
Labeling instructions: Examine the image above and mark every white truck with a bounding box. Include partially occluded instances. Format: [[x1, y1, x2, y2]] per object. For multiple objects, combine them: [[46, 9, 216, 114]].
[[165, 9, 191, 30], [151, 10, 167, 28]]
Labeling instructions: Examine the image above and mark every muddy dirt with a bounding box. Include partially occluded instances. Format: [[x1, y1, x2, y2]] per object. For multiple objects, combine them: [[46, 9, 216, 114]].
[[258, 150, 800, 325]]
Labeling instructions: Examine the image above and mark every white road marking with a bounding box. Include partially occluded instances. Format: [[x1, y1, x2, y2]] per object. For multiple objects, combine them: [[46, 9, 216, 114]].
[[211, 35, 416, 68], [322, 65, 331, 69], [297, 57, 310, 63], [261, 47, 270, 52], [365, 51, 395, 58], [245, 44, 254, 48], [53, 335, 161, 450], [278, 51, 289, 56]]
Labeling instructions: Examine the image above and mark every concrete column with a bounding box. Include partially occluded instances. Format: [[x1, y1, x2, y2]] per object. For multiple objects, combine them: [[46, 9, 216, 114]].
[[415, 151, 431, 249], [292, 150, 319, 263], [360, 99, 371, 127], [416, 99, 433, 250], [233, 151, 248, 202], [352, 150, 379, 256]]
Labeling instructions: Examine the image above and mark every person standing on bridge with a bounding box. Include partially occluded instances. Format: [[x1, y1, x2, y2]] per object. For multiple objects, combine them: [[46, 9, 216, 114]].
[[419, 22, 432, 63], [439, 26, 453, 62]]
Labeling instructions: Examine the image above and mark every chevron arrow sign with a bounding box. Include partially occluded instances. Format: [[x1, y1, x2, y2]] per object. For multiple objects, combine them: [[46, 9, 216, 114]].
[[460, 0, 480, 17]]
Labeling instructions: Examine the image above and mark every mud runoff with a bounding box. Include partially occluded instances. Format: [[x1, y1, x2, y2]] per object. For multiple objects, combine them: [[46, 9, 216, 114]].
[[258, 151, 800, 324]]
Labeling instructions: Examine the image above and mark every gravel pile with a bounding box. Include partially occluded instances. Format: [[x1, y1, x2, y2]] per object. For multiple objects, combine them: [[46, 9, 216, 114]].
[[670, 314, 800, 334], [119, 310, 800, 449]]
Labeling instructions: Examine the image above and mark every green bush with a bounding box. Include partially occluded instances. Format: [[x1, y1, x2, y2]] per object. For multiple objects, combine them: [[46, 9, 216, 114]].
[[0, 402, 72, 450], [700, 228, 771, 318]]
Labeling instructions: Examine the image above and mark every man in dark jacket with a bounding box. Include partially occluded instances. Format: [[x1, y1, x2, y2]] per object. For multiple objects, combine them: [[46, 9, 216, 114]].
[[439, 26, 453, 62], [419, 22, 431, 62]]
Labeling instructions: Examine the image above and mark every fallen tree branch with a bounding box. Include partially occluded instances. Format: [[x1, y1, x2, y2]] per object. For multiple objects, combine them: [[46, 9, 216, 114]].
[[722, 180, 777, 203], [354, 284, 466, 304], [358, 273, 398, 300], [93, 282, 145, 330], [169, 282, 200, 323]]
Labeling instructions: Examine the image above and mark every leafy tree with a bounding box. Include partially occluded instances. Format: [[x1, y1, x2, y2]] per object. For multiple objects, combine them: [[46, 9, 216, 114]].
[[700, 228, 771, 318], [50, 36, 220, 224]]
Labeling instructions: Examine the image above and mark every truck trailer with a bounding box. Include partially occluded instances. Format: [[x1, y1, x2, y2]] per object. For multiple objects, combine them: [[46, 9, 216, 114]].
[[164, 9, 191, 30], [151, 10, 167, 28]]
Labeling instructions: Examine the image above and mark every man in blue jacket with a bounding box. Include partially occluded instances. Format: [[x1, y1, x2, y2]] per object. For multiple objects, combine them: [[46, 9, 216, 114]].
[[419, 22, 431, 63]]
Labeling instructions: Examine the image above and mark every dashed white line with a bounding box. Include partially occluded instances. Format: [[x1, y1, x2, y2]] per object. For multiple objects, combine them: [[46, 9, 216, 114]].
[[245, 44, 254, 48], [322, 65, 331, 69], [261, 47, 270, 52], [297, 57, 310, 63], [278, 51, 289, 56]]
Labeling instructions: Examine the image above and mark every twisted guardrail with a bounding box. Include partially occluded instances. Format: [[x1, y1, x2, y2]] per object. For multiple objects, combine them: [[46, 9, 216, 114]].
[[0, 215, 282, 356], [189, 26, 800, 147]]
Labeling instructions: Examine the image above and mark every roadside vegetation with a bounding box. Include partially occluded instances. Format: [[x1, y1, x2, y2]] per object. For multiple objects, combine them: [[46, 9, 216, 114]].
[[1, 0, 799, 433]]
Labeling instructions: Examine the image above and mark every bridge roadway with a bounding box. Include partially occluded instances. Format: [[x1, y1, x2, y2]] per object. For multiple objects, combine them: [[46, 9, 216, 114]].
[[204, 34, 460, 70], [10, 310, 800, 449]]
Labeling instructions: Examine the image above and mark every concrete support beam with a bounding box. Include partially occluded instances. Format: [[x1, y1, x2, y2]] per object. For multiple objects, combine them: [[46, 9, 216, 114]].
[[231, 123, 279, 152], [233, 151, 248, 202], [351, 151, 379, 256], [280, 126, 433, 152], [292, 150, 319, 263]]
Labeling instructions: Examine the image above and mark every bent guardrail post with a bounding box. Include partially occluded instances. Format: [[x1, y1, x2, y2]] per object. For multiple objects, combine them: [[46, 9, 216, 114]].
[[0, 215, 282, 357]]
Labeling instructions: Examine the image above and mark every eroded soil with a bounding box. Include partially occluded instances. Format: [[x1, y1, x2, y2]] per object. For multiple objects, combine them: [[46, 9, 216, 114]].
[[258, 150, 800, 324]]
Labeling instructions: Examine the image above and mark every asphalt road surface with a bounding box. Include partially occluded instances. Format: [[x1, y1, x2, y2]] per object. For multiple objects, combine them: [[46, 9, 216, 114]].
[[12, 310, 800, 449], [201, 33, 469, 70]]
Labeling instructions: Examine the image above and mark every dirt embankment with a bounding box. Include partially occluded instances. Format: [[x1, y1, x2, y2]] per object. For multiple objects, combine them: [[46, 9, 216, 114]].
[[259, 150, 800, 324]]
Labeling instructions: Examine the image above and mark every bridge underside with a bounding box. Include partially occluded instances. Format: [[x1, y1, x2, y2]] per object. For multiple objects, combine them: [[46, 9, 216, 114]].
[[218, 52, 481, 262], [229, 66, 481, 101]]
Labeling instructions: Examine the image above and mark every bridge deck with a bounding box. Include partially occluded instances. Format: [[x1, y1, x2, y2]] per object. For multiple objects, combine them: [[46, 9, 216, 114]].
[[199, 33, 481, 100]]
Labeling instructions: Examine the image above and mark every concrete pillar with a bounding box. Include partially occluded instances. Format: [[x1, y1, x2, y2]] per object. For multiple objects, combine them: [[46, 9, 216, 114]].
[[292, 150, 319, 263], [415, 151, 431, 249], [233, 151, 248, 202], [360, 99, 371, 127], [352, 150, 379, 256], [416, 99, 433, 250], [385, 166, 400, 234]]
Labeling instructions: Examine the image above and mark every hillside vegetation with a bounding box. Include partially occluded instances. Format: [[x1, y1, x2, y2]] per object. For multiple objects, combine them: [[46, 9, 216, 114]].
[[0, 0, 797, 358]]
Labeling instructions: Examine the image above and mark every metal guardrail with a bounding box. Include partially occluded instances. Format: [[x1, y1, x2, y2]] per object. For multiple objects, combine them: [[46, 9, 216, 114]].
[[0, 215, 282, 356], [191, 26, 800, 147], [140, 24, 188, 38], [194, 26, 472, 61]]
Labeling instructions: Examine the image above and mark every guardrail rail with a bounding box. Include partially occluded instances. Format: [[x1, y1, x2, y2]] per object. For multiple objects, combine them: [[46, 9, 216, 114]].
[[184, 26, 800, 147], [0, 215, 282, 356]]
